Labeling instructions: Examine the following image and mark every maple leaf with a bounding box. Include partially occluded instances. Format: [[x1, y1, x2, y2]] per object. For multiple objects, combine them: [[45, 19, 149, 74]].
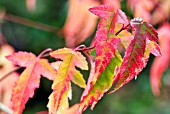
[[0, 44, 18, 113], [48, 48, 88, 113], [6, 49, 57, 114], [113, 17, 161, 92], [150, 23, 170, 96], [51, 61, 86, 88], [79, 5, 128, 113], [47, 90, 69, 114], [62, 0, 100, 47], [79, 51, 122, 113]]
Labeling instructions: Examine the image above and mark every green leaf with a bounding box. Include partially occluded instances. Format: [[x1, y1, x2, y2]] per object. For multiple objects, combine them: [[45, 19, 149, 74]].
[[79, 51, 122, 113], [48, 48, 88, 113], [72, 70, 86, 88]]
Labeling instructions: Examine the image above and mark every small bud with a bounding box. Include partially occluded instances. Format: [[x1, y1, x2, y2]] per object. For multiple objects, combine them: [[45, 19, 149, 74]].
[[130, 17, 143, 27]]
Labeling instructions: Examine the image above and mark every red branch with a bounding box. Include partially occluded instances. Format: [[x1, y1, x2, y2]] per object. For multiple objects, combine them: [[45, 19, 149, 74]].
[[115, 23, 131, 36]]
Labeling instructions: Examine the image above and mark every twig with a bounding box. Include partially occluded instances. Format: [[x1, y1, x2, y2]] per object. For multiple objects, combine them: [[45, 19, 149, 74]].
[[0, 11, 59, 33], [75, 45, 95, 52], [0, 67, 21, 82], [115, 23, 130, 36], [0, 102, 13, 114]]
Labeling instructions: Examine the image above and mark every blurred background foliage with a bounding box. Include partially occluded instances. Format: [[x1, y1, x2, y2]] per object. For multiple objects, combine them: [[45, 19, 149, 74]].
[[0, 0, 170, 114]]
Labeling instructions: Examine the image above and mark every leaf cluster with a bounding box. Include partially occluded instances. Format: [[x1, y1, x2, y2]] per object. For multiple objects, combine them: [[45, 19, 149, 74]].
[[4, 5, 162, 114]]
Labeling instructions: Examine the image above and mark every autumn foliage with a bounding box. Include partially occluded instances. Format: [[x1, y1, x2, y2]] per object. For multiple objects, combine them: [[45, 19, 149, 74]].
[[1, 0, 170, 114]]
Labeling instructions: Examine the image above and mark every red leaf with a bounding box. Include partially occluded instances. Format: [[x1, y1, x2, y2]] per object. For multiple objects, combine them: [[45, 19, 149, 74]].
[[89, 5, 128, 44], [6, 51, 36, 67], [141, 22, 159, 42], [150, 23, 170, 96], [147, 40, 162, 57], [94, 38, 120, 81], [113, 19, 161, 92], [89, 5, 128, 89], [6, 49, 57, 114], [89, 5, 128, 24], [79, 5, 127, 113], [89, 5, 115, 19]]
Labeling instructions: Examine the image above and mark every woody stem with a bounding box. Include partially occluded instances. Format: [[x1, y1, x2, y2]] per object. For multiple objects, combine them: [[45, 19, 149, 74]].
[[115, 23, 130, 36]]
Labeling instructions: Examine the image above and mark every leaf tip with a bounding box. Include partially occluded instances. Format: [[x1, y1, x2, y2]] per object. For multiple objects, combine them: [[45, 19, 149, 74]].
[[89, 5, 114, 18]]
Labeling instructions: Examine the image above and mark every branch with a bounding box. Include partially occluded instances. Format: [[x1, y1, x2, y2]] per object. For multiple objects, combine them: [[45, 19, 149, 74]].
[[115, 23, 130, 36], [0, 102, 13, 114], [0, 10, 59, 33]]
